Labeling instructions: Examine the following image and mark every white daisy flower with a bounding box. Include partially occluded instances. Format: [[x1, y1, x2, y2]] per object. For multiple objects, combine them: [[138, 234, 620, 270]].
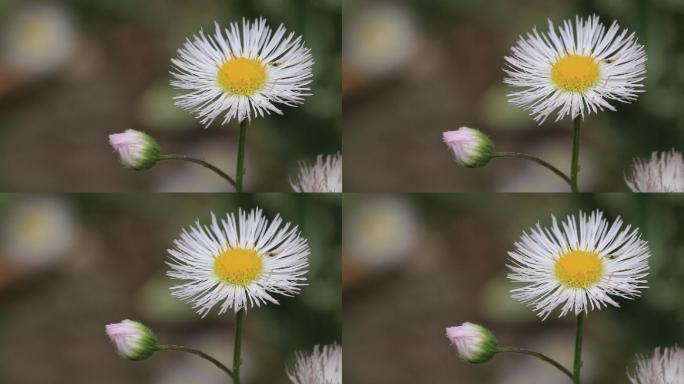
[[166, 208, 310, 317], [170, 18, 314, 126], [504, 15, 646, 123], [288, 344, 342, 384], [626, 150, 684, 192], [290, 153, 343, 193], [629, 346, 684, 384], [507, 210, 650, 319]]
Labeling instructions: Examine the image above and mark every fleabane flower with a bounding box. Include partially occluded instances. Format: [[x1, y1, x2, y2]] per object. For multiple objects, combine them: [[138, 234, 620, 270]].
[[504, 15, 646, 123], [507, 210, 650, 319], [626, 150, 684, 192], [109, 129, 161, 171], [166, 208, 310, 317], [629, 346, 684, 384], [288, 344, 342, 384], [442, 127, 495, 168], [105, 320, 159, 361], [445, 322, 499, 364], [291, 153, 342, 192], [170, 18, 314, 126]]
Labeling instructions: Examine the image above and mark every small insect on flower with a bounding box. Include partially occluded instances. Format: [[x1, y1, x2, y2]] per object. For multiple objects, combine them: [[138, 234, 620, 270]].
[[504, 15, 646, 123], [445, 323, 499, 364], [628, 346, 684, 384], [109, 129, 162, 171], [287, 344, 342, 384], [626, 150, 684, 192], [170, 18, 314, 126], [166, 208, 310, 317], [442, 127, 496, 168], [290, 153, 342, 193], [105, 320, 159, 361], [507, 210, 651, 319]]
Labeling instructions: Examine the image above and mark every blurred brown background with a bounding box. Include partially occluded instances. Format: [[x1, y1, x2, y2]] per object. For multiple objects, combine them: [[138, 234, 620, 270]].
[[343, 193, 684, 383], [343, 0, 684, 191], [0, 0, 341, 191], [0, 193, 341, 383]]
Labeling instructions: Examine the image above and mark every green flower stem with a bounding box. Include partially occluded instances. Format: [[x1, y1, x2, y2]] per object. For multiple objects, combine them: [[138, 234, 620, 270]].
[[235, 120, 248, 192], [158, 345, 233, 378], [160, 155, 237, 190], [570, 117, 582, 193], [497, 347, 573, 381], [233, 309, 244, 384], [573, 312, 585, 384], [492, 152, 573, 190]]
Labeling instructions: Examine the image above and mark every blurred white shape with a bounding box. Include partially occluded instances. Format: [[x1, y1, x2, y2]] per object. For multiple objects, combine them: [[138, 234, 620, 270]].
[[345, 196, 417, 267], [155, 140, 255, 192], [291, 153, 343, 193], [152, 330, 255, 384], [495, 332, 596, 384], [1, 197, 77, 267], [344, 2, 419, 76], [1, 3, 77, 76], [288, 344, 342, 384], [496, 140, 596, 192]]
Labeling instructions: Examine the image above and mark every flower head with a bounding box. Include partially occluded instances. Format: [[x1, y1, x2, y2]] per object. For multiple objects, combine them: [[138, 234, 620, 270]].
[[445, 323, 499, 363], [442, 127, 495, 168], [105, 320, 159, 361], [288, 344, 342, 384], [508, 210, 650, 319], [291, 153, 342, 193], [629, 346, 684, 384], [171, 18, 314, 126], [109, 129, 161, 171], [504, 15, 646, 123], [626, 150, 684, 192], [167, 208, 310, 317]]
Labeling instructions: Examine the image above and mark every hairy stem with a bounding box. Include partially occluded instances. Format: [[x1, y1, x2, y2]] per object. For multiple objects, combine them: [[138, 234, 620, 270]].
[[570, 117, 582, 193], [233, 309, 244, 384], [158, 345, 233, 378], [492, 152, 573, 190], [573, 312, 585, 384], [498, 347, 573, 381], [235, 120, 248, 192], [160, 155, 236, 190]]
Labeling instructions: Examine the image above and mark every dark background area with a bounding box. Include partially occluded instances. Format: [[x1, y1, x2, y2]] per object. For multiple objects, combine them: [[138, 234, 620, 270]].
[[343, 0, 684, 191], [0, 0, 341, 191], [343, 193, 684, 383], [0, 193, 341, 384]]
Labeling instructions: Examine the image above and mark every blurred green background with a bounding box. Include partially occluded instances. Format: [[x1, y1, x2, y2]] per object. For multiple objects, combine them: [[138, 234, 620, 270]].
[[0, 0, 340, 191], [0, 193, 341, 384], [343, 193, 684, 383], [343, 0, 684, 192]]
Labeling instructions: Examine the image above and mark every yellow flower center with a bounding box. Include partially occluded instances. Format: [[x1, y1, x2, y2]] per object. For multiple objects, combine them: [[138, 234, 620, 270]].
[[213, 247, 263, 286], [554, 250, 604, 289], [551, 54, 600, 93], [217, 57, 267, 96]]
